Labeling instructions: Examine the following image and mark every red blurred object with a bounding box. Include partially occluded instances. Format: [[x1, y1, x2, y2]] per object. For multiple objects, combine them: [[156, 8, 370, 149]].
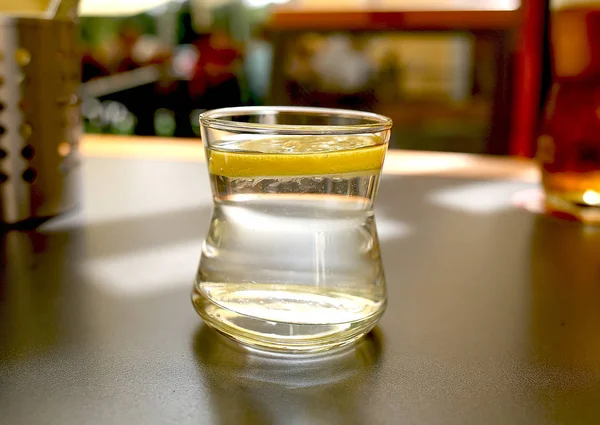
[[510, 0, 547, 157], [189, 32, 242, 99]]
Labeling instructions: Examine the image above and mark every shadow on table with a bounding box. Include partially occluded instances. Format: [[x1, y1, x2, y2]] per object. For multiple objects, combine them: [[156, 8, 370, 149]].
[[63, 205, 214, 260], [192, 324, 383, 425], [0, 229, 82, 361], [529, 215, 600, 423]]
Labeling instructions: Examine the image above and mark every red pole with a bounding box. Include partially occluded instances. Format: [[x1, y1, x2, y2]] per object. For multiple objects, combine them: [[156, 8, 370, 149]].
[[510, 0, 547, 157]]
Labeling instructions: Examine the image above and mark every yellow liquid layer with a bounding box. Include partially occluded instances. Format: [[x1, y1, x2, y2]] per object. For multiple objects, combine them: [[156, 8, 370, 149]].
[[207, 135, 387, 177]]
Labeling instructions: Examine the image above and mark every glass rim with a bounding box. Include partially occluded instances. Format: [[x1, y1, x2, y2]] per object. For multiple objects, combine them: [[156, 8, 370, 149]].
[[199, 106, 393, 135]]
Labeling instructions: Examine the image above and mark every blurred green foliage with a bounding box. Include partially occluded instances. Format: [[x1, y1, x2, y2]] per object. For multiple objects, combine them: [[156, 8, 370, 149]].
[[80, 14, 156, 46]]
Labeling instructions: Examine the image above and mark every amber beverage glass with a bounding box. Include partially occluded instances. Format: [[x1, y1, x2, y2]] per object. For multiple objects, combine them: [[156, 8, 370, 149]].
[[538, 6, 600, 222]]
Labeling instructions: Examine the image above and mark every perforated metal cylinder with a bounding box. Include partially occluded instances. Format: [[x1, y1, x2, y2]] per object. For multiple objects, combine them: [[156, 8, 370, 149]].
[[0, 16, 80, 225]]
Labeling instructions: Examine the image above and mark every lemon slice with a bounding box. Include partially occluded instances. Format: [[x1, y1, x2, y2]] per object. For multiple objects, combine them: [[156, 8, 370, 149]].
[[207, 135, 387, 177]]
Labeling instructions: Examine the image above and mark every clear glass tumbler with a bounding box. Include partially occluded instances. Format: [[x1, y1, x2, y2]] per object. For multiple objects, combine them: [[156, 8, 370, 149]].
[[192, 106, 392, 353]]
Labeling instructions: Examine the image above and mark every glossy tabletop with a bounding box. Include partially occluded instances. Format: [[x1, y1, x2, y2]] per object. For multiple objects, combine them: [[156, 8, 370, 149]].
[[1, 136, 599, 425]]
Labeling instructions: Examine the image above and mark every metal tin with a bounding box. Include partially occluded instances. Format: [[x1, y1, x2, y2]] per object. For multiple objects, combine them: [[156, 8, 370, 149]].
[[0, 15, 80, 226]]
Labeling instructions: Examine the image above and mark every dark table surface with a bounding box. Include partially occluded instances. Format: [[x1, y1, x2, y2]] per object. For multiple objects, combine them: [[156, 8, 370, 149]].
[[2, 147, 600, 425]]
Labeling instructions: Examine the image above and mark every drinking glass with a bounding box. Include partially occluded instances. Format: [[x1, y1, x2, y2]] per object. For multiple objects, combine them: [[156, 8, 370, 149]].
[[538, 5, 600, 223], [192, 106, 392, 353]]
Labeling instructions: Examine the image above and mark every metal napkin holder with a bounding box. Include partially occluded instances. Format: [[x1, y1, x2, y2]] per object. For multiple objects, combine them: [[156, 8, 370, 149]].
[[0, 15, 80, 227]]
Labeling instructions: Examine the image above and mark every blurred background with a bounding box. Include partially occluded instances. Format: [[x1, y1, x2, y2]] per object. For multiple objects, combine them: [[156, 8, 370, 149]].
[[74, 0, 556, 156]]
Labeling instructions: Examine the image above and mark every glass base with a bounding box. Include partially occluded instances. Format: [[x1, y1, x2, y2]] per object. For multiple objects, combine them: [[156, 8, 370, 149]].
[[545, 193, 600, 224], [191, 285, 385, 354]]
